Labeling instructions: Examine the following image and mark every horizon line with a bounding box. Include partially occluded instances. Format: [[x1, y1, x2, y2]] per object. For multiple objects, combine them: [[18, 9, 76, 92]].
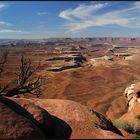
[[0, 37, 140, 40]]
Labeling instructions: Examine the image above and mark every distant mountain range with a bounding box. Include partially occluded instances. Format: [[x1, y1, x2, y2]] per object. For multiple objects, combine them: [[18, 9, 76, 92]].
[[0, 37, 140, 46]]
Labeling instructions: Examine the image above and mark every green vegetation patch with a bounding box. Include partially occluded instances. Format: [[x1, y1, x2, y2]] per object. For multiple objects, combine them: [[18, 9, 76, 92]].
[[113, 120, 134, 133], [112, 119, 140, 135], [92, 114, 97, 125], [135, 113, 140, 120], [132, 135, 140, 139]]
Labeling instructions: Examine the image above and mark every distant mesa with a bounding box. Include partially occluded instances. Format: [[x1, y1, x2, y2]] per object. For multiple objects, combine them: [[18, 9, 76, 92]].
[[1, 37, 140, 46]]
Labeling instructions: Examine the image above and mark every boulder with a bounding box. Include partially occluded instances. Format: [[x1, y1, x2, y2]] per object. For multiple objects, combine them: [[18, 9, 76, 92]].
[[9, 97, 53, 136], [7, 97, 71, 139], [0, 97, 72, 139], [123, 82, 140, 111], [124, 84, 135, 97], [0, 97, 125, 139], [32, 98, 124, 139], [0, 99, 46, 140]]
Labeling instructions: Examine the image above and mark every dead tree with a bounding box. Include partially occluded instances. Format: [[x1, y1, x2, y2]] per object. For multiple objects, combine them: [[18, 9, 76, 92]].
[[0, 50, 9, 94], [0, 55, 42, 97], [0, 50, 9, 75]]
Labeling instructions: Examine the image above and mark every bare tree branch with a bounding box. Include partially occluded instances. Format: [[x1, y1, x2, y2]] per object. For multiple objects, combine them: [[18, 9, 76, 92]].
[[0, 85, 8, 95], [0, 50, 9, 75], [0, 55, 42, 97], [0, 50, 9, 94]]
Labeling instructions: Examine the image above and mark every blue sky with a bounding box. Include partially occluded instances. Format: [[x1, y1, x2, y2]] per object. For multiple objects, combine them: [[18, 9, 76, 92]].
[[0, 1, 140, 39]]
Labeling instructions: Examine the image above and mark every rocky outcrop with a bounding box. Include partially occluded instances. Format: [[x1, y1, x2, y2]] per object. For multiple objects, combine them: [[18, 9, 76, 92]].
[[114, 82, 140, 138], [0, 99, 46, 140], [0, 96, 72, 139], [122, 82, 140, 121], [0, 97, 124, 139], [118, 101, 140, 138], [32, 99, 124, 139], [123, 82, 140, 111], [8, 97, 53, 137]]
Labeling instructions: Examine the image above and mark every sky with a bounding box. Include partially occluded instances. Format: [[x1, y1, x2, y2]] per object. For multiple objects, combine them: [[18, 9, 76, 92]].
[[0, 1, 140, 39]]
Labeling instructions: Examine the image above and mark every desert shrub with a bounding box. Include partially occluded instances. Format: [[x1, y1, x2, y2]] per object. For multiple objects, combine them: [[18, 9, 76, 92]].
[[112, 120, 140, 134], [113, 120, 134, 133], [132, 135, 140, 139], [134, 126, 140, 135], [92, 114, 97, 125], [135, 113, 140, 120]]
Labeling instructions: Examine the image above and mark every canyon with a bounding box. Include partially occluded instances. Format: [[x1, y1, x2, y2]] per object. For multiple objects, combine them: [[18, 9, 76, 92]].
[[1, 38, 140, 139]]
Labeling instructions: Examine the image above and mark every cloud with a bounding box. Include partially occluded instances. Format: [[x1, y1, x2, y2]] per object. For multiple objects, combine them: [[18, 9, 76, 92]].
[[59, 3, 107, 21], [0, 3, 7, 9], [59, 2, 140, 32], [37, 12, 48, 16], [0, 21, 11, 26], [0, 29, 30, 33]]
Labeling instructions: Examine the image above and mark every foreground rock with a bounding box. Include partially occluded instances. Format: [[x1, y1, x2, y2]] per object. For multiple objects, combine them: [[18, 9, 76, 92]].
[[9, 97, 53, 137], [32, 98, 124, 139], [4, 97, 71, 139], [116, 82, 140, 138], [122, 82, 140, 121], [123, 82, 140, 111], [0, 97, 124, 139], [0, 99, 46, 140], [115, 102, 140, 139]]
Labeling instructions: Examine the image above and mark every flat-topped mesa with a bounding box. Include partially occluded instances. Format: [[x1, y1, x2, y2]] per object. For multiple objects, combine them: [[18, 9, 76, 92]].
[[123, 82, 140, 111]]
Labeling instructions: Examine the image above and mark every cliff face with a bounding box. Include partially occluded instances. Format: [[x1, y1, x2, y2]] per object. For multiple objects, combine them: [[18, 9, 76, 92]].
[[0, 97, 124, 139], [110, 82, 140, 139], [123, 82, 140, 111]]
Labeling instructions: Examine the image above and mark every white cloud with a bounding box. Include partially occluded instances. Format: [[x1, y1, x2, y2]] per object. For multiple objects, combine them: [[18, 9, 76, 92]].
[[0, 3, 7, 9], [59, 3, 107, 21], [0, 21, 11, 26], [0, 29, 29, 33], [37, 12, 48, 16], [59, 2, 140, 32], [134, 2, 140, 8]]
